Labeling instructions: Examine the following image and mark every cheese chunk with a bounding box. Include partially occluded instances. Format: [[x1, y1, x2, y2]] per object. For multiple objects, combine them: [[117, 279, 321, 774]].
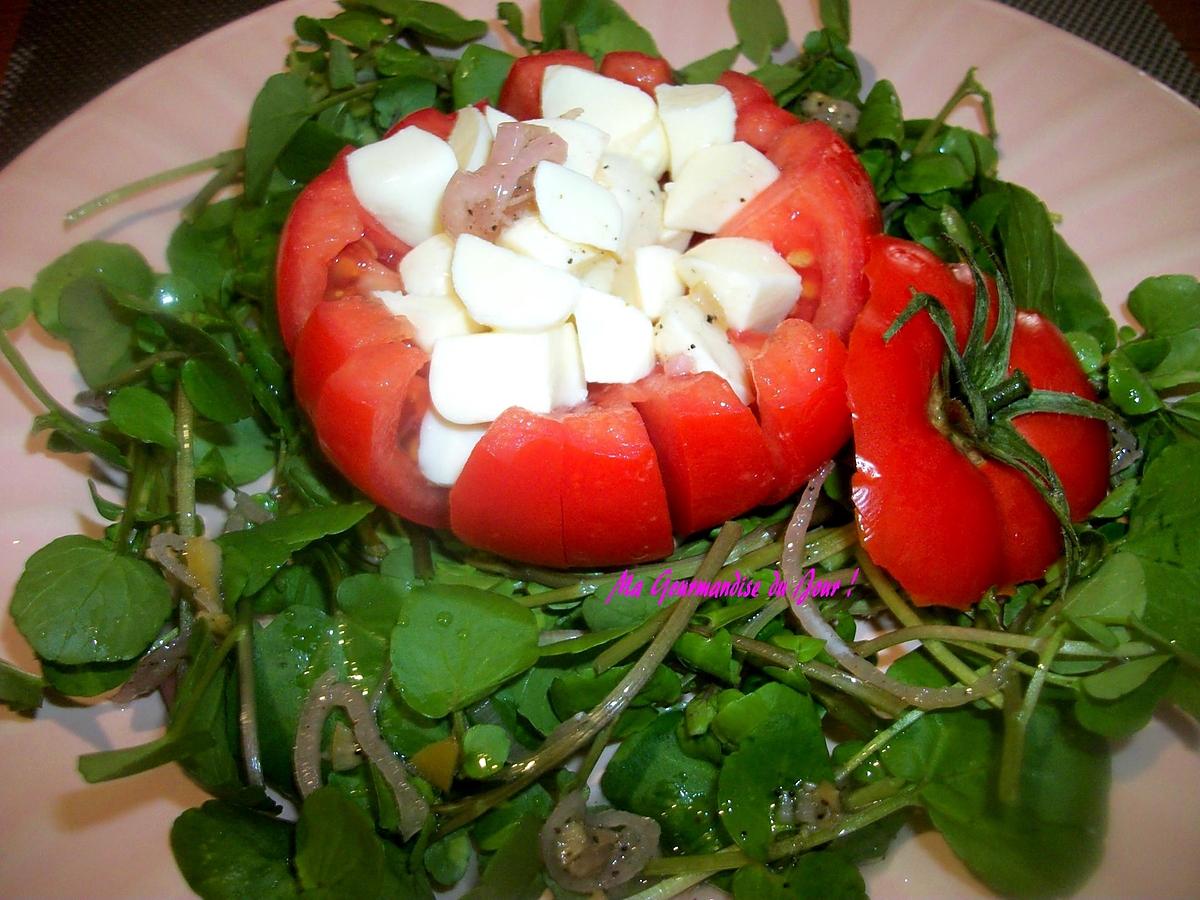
[[655, 83, 737, 177], [615, 118, 669, 181], [377, 291, 481, 351], [527, 117, 610, 177], [662, 141, 778, 234], [451, 233, 581, 331], [595, 154, 663, 259], [347, 126, 459, 246], [677, 237, 802, 332], [574, 288, 655, 384], [498, 215, 603, 273], [447, 106, 492, 171], [542, 66, 659, 151], [534, 161, 625, 253], [399, 233, 455, 296], [654, 297, 750, 403], [418, 410, 487, 487], [484, 105, 516, 135], [613, 245, 685, 320]]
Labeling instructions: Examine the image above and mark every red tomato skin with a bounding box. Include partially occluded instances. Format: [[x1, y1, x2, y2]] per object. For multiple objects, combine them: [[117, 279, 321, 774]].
[[497, 50, 595, 121], [383, 106, 457, 141], [559, 404, 674, 566], [735, 101, 800, 154], [716, 71, 773, 109], [450, 409, 569, 567], [292, 296, 412, 413], [314, 341, 450, 528], [720, 121, 881, 341], [633, 372, 774, 536], [599, 51, 673, 96], [748, 319, 852, 504], [848, 237, 1007, 608]]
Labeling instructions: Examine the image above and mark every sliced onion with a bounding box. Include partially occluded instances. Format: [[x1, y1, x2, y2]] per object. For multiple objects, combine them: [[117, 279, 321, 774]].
[[147, 532, 223, 620], [785, 463, 1011, 710], [111, 634, 188, 704], [224, 490, 273, 533], [800, 91, 861, 135], [540, 790, 661, 893], [295, 670, 429, 838]]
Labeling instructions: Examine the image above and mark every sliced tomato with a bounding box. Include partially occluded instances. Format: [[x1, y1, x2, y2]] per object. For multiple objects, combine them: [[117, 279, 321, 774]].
[[748, 319, 852, 504], [717, 71, 773, 109], [633, 372, 774, 536], [497, 50, 595, 121], [721, 121, 881, 341], [599, 51, 673, 96], [383, 106, 457, 141], [734, 102, 799, 154]]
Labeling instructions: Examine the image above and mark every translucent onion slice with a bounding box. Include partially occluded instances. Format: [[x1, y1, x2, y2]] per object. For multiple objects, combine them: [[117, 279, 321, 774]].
[[540, 790, 661, 893]]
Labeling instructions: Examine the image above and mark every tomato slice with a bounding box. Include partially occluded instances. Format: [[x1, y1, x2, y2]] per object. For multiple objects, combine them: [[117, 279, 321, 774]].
[[497, 50, 595, 121], [314, 342, 449, 528], [717, 71, 773, 109], [748, 319, 852, 504], [599, 51, 673, 96], [383, 106, 457, 141], [633, 372, 774, 536], [720, 121, 881, 341]]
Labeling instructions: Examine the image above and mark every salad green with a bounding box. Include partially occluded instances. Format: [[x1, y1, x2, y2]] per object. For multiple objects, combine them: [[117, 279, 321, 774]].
[[1, 0, 1199, 897]]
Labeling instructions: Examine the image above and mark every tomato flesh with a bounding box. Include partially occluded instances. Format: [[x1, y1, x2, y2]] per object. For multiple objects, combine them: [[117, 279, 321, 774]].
[[498, 50, 595, 121], [599, 51, 673, 95]]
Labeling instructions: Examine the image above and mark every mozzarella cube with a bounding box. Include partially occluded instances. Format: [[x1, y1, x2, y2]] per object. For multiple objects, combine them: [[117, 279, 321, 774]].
[[347, 126, 459, 246], [663, 141, 779, 234], [677, 237, 802, 332], [653, 297, 750, 403], [613, 245, 686, 320], [429, 325, 585, 424], [574, 288, 655, 384], [447, 106, 492, 171], [399, 233, 455, 296], [451, 233, 581, 331], [595, 154, 663, 258], [654, 83, 737, 177], [377, 291, 480, 351], [658, 227, 694, 253], [542, 66, 659, 150], [534, 161, 624, 253], [418, 410, 487, 487], [498, 215, 603, 273], [527, 117, 610, 177], [577, 255, 619, 293], [484, 105, 516, 135], [613, 118, 669, 181]]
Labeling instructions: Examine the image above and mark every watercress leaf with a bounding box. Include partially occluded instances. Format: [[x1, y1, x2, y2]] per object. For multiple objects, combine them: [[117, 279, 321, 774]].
[[31, 241, 154, 337], [749, 61, 802, 98], [461, 723, 511, 779], [372, 76, 439, 131], [537, 624, 633, 657], [356, 0, 487, 45], [1082, 654, 1171, 700], [374, 44, 448, 83], [295, 786, 387, 895], [1127, 274, 1200, 336], [79, 730, 214, 783], [1065, 331, 1103, 376], [472, 783, 553, 851], [389, 585, 539, 718], [894, 153, 970, 195], [733, 851, 866, 900], [39, 656, 136, 697], [108, 386, 177, 449], [731, 0, 789, 66], [855, 79, 903, 148], [496, 2, 532, 49], [463, 813, 544, 900], [322, 10, 392, 48], [337, 572, 410, 637], [0, 286, 32, 330], [1051, 233, 1117, 351], [1075, 658, 1176, 738], [1062, 551, 1146, 621], [1107, 349, 1163, 415], [582, 578, 668, 630], [1144, 328, 1200, 389], [57, 278, 138, 389], [181, 356, 254, 424], [452, 44, 515, 109], [218, 502, 372, 602], [550, 660, 680, 720], [677, 45, 740, 84], [674, 629, 739, 683], [997, 182, 1056, 308], [171, 801, 299, 900], [11, 536, 172, 665], [601, 710, 723, 854], [0, 658, 43, 711], [244, 73, 312, 205], [326, 39, 357, 91], [278, 120, 352, 183], [424, 830, 472, 887], [579, 17, 659, 59], [819, 0, 852, 43], [194, 415, 276, 487]]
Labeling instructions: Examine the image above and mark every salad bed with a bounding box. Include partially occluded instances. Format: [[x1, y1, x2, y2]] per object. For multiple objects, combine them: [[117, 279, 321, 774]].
[[1, 1, 1199, 897]]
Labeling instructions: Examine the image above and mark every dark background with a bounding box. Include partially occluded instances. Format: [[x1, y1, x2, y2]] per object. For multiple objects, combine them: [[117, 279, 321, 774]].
[[0, 0, 1197, 168]]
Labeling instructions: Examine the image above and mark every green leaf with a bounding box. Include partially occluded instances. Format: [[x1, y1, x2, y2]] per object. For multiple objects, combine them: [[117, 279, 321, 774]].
[[730, 0, 789, 66], [462, 813, 545, 900], [181, 357, 255, 424], [472, 783, 552, 852], [389, 585, 539, 718], [31, 241, 153, 337], [452, 44, 515, 109], [79, 730, 213, 783], [674, 629, 739, 683], [108, 386, 177, 449], [1107, 349, 1163, 415], [1075, 658, 1176, 738], [0, 286, 32, 330], [424, 831, 472, 887], [372, 76, 439, 131], [295, 787, 387, 895], [496, 2, 532, 49], [278, 120, 352, 182], [194, 416, 276, 487], [244, 73, 312, 204], [11, 536, 173, 665], [57, 279, 138, 389], [1128, 274, 1200, 336], [1051, 233, 1117, 351], [1062, 552, 1147, 620], [374, 44, 448, 83], [677, 46, 740, 84], [322, 10, 392, 48], [357, 0, 487, 45], [1065, 331, 1104, 377], [460, 723, 511, 779], [819, 0, 851, 41], [579, 18, 659, 59], [0, 658, 44, 711], [40, 657, 136, 698], [894, 153, 970, 194], [855, 79, 903, 147], [171, 801, 299, 900], [1082, 654, 1171, 700], [540, 0, 659, 59], [733, 851, 866, 900]]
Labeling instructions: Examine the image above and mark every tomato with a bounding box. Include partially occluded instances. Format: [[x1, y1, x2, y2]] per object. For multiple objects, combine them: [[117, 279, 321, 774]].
[[599, 51, 673, 95], [720, 121, 882, 341], [383, 106, 456, 141], [716, 71, 773, 109], [846, 236, 1109, 608], [497, 50, 595, 121]]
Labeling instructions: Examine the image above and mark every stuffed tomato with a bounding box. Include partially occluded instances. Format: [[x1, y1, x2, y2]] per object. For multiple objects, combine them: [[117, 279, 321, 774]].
[[276, 54, 878, 567]]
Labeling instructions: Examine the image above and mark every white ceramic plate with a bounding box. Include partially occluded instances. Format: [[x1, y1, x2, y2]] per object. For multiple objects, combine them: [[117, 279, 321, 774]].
[[1, 1, 1198, 896]]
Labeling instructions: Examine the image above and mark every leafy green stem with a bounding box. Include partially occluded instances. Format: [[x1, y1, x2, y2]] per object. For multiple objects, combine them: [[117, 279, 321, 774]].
[[173, 384, 198, 540], [834, 709, 925, 783], [0, 331, 96, 432], [998, 625, 1067, 804], [913, 66, 996, 155]]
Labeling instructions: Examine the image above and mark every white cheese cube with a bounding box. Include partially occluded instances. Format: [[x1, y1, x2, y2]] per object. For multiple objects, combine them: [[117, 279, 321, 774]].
[[399, 233, 455, 296], [595, 154, 663, 259], [574, 289, 655, 384], [418, 409, 487, 487], [534, 161, 625, 253], [451, 233, 581, 331], [658, 227, 694, 253], [376, 291, 481, 351], [613, 118, 669, 181], [677, 237, 802, 332], [498, 215, 603, 272], [662, 141, 779, 234], [527, 117, 610, 177], [430, 325, 584, 424], [483, 105, 516, 135], [613, 245, 686, 320], [654, 83, 737, 177], [347, 126, 459, 247], [447, 106, 492, 171], [542, 66, 659, 151], [654, 297, 750, 403], [577, 255, 619, 293]]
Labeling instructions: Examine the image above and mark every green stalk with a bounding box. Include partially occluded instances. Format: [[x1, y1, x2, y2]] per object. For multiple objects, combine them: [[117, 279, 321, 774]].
[[625, 872, 719, 900], [913, 66, 996, 155], [569, 720, 615, 793], [594, 607, 670, 674], [998, 625, 1067, 805], [181, 149, 245, 222], [833, 709, 925, 783], [173, 385, 198, 540], [854, 624, 1104, 658], [112, 443, 150, 553], [0, 332, 96, 432], [236, 602, 264, 789]]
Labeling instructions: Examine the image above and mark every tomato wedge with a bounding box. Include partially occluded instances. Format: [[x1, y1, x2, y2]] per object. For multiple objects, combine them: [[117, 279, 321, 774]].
[[497, 50, 595, 121], [599, 51, 673, 95]]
